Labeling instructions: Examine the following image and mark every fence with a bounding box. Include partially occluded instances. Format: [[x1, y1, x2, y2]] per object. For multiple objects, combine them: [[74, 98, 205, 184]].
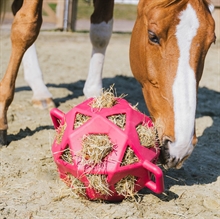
[[2, 0, 220, 36], [43, 0, 77, 31], [42, 0, 57, 23], [115, 0, 138, 4], [3, 0, 77, 31]]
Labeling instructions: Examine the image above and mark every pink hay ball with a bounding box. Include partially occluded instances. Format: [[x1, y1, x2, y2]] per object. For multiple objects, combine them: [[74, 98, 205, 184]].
[[50, 97, 164, 201]]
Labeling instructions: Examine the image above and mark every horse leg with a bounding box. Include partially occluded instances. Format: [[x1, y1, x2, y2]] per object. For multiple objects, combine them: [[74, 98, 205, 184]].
[[22, 44, 55, 110], [83, 0, 114, 98], [12, 0, 55, 110], [0, 0, 43, 146]]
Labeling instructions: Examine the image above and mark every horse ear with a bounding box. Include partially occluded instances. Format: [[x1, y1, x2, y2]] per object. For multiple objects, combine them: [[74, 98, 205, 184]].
[[208, 4, 215, 13]]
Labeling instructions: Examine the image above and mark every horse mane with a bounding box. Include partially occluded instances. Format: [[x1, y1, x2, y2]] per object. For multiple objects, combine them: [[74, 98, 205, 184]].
[[139, 0, 213, 17], [147, 0, 211, 9], [200, 0, 212, 7], [146, 0, 186, 9], [199, 0, 213, 13]]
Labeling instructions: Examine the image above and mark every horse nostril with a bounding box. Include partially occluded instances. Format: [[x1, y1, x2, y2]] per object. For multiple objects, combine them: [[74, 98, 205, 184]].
[[162, 136, 173, 145], [159, 136, 172, 165]]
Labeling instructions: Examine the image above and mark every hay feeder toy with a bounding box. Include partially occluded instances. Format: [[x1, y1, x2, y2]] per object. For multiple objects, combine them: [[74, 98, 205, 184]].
[[50, 94, 164, 201]]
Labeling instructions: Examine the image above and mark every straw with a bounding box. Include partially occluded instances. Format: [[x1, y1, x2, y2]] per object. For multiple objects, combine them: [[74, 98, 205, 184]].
[[136, 123, 157, 148], [107, 114, 126, 130], [89, 84, 126, 109], [121, 146, 139, 166], [60, 146, 73, 164], [55, 122, 67, 144], [115, 175, 137, 198], [87, 174, 112, 196], [63, 173, 86, 198], [74, 113, 91, 129], [80, 134, 114, 165]]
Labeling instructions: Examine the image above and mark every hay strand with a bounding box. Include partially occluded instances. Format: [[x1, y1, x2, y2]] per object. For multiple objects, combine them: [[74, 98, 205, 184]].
[[55, 122, 67, 144], [107, 113, 126, 130], [64, 173, 86, 198], [121, 147, 139, 166], [136, 123, 157, 148], [74, 113, 91, 129], [89, 84, 126, 109], [60, 147, 73, 164], [80, 134, 114, 165], [87, 174, 112, 196], [90, 85, 117, 108], [115, 175, 137, 198], [130, 102, 139, 111]]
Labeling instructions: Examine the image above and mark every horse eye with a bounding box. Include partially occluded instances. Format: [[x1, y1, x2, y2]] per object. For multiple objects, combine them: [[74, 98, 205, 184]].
[[148, 30, 160, 44]]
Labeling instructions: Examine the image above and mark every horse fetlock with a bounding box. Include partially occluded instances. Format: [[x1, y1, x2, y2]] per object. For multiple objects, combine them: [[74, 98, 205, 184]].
[[0, 99, 9, 132], [0, 111, 8, 130], [31, 98, 55, 110]]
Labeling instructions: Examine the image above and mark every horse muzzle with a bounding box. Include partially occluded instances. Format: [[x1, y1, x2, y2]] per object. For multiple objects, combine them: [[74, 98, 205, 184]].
[[159, 136, 194, 169]]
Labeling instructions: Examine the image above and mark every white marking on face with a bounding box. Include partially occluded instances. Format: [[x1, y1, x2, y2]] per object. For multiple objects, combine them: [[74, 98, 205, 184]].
[[83, 19, 113, 98], [170, 4, 199, 160]]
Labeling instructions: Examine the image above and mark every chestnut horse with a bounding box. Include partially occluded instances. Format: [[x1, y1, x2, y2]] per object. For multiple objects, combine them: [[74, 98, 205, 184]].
[[0, 0, 215, 169]]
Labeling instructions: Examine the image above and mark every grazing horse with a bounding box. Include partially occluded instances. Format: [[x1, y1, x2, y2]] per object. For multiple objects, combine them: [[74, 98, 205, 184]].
[[0, 0, 215, 169], [130, 0, 215, 168]]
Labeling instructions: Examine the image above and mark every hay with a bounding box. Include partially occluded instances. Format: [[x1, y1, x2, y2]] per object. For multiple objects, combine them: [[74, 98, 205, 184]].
[[87, 174, 112, 196], [55, 122, 67, 144], [80, 134, 114, 165], [115, 175, 137, 198], [60, 147, 73, 164], [89, 84, 126, 109], [107, 114, 126, 130], [64, 173, 86, 198], [153, 121, 163, 147], [121, 147, 139, 166], [130, 102, 139, 111], [74, 113, 90, 129], [136, 123, 157, 148], [90, 85, 117, 108]]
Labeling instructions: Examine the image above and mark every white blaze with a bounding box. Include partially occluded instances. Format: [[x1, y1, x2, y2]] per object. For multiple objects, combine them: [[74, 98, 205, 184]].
[[170, 4, 199, 159]]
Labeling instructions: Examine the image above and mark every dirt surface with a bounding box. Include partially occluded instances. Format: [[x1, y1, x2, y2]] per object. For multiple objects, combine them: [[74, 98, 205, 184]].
[[0, 26, 220, 219]]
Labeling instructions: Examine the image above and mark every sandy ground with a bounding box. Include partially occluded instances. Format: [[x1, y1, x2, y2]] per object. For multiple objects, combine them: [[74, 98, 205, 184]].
[[0, 25, 220, 219]]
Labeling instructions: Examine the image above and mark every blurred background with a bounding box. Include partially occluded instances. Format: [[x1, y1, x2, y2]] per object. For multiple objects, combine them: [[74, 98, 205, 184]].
[[1, 0, 220, 36], [2, 0, 138, 32]]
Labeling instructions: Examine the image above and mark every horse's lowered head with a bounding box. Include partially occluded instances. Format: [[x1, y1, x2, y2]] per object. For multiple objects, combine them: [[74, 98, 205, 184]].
[[130, 0, 216, 169]]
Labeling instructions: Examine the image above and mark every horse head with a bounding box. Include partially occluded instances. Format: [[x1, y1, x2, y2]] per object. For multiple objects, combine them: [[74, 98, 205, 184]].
[[130, 0, 216, 169]]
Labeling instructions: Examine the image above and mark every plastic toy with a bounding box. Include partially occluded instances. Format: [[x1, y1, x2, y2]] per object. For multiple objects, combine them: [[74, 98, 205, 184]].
[[50, 97, 164, 201]]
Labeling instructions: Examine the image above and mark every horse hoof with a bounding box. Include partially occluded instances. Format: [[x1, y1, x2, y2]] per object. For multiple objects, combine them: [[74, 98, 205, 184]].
[[0, 130, 7, 147], [32, 98, 56, 110]]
